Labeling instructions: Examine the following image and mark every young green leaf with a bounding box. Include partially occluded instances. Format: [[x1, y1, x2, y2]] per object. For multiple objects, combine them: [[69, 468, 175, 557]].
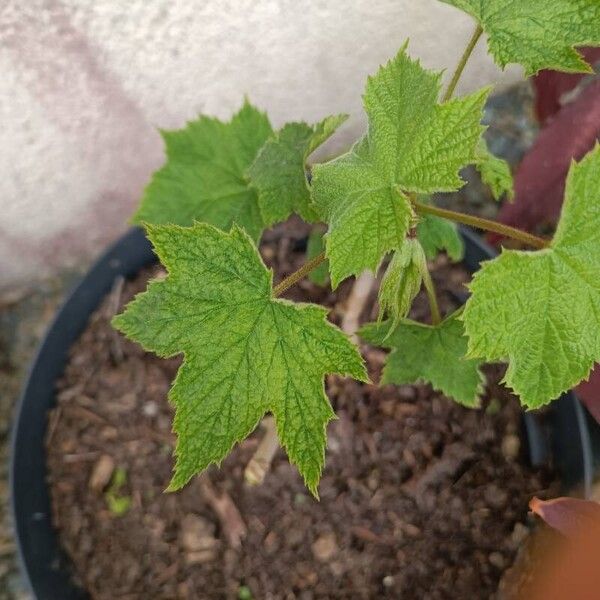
[[306, 226, 330, 286], [113, 223, 367, 496], [312, 43, 489, 287], [417, 213, 465, 261], [133, 100, 272, 241], [463, 145, 600, 408], [247, 115, 348, 225], [475, 139, 514, 202], [105, 467, 132, 517], [440, 0, 600, 75], [378, 239, 427, 331], [360, 313, 485, 408]]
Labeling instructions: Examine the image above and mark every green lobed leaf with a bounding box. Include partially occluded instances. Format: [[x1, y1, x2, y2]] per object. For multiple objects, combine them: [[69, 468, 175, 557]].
[[360, 313, 485, 408], [475, 139, 514, 202], [440, 0, 600, 76], [417, 213, 465, 261], [312, 43, 489, 287], [306, 226, 330, 286], [133, 100, 273, 241], [247, 115, 348, 225], [378, 238, 427, 331], [462, 145, 600, 408], [113, 223, 367, 496]]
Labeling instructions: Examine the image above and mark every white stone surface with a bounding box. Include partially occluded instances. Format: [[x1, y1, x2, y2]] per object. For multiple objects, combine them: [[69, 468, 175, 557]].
[[0, 0, 522, 288]]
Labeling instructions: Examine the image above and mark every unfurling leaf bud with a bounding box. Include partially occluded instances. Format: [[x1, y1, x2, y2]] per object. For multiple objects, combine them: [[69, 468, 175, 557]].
[[378, 238, 427, 332]]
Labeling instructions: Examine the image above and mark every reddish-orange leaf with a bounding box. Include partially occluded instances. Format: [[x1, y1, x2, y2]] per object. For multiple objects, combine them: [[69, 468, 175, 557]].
[[529, 496, 600, 537]]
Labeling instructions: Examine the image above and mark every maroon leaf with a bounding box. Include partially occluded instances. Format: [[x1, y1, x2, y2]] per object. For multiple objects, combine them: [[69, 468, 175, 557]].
[[533, 48, 600, 124], [530, 496, 600, 538], [493, 77, 600, 238]]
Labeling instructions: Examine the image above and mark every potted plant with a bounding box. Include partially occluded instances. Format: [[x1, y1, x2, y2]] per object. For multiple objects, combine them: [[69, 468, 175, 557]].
[[12, 1, 600, 597]]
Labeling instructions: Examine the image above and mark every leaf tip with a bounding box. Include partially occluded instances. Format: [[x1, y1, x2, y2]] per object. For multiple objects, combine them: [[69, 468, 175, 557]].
[[165, 473, 185, 493], [529, 496, 542, 514], [110, 313, 126, 333], [306, 479, 321, 501], [356, 367, 372, 385]]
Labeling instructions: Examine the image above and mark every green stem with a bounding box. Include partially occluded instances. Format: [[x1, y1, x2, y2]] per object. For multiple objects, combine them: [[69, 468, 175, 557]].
[[414, 25, 484, 325], [413, 200, 550, 249], [273, 252, 326, 297], [442, 24, 484, 103], [422, 267, 442, 325]]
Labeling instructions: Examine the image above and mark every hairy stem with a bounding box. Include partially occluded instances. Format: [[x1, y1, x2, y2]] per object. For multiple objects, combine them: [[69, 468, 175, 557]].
[[273, 251, 326, 297], [422, 267, 442, 325], [442, 24, 484, 103], [413, 201, 550, 249], [416, 23, 483, 324]]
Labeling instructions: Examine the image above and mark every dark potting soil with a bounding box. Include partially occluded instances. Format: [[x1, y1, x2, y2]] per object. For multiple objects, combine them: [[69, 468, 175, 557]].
[[46, 221, 558, 599]]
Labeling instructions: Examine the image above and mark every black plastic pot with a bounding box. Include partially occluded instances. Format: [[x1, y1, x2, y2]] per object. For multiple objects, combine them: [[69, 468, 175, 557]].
[[10, 226, 594, 599]]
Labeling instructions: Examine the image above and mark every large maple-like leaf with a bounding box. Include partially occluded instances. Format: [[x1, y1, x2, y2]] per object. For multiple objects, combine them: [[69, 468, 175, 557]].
[[360, 314, 485, 408], [113, 223, 367, 496], [440, 0, 600, 75], [495, 75, 600, 419], [247, 116, 347, 225], [463, 145, 600, 408], [133, 100, 272, 241], [311, 43, 488, 287]]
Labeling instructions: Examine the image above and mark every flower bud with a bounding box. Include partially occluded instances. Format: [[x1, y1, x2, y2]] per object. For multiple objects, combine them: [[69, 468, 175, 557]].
[[378, 238, 427, 332]]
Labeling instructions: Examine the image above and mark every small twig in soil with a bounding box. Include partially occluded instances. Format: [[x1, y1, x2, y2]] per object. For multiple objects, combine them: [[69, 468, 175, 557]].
[[65, 404, 108, 425], [46, 405, 63, 447], [63, 451, 101, 463], [199, 475, 247, 549], [342, 270, 377, 340], [244, 416, 279, 487], [351, 525, 394, 546]]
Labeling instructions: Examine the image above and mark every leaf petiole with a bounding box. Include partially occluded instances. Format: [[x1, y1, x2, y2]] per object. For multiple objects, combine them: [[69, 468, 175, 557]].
[[273, 251, 326, 297], [442, 24, 484, 102], [412, 200, 549, 250], [271, 198, 548, 300], [422, 266, 442, 325]]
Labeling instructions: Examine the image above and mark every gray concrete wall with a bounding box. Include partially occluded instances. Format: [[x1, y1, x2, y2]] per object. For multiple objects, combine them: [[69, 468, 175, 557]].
[[0, 0, 521, 288]]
